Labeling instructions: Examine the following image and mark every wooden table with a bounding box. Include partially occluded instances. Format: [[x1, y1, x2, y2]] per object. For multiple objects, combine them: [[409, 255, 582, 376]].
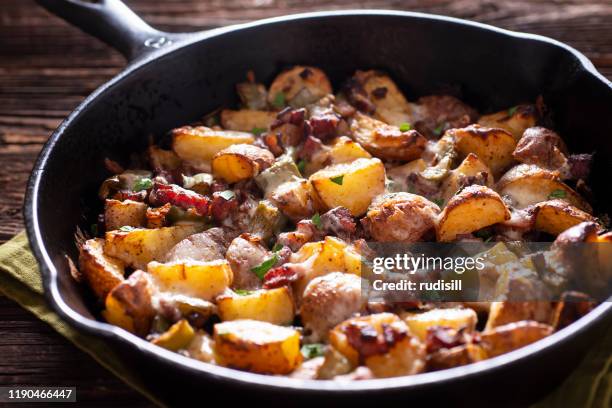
[[1, 0, 610, 406]]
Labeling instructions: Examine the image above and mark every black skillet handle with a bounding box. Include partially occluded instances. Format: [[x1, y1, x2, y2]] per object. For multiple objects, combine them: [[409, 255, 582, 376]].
[[36, 0, 188, 62]]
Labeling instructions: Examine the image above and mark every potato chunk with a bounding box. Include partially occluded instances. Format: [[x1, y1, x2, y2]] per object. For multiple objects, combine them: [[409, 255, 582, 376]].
[[214, 320, 302, 374], [496, 164, 591, 211], [220, 109, 276, 132], [217, 287, 295, 325], [402, 308, 478, 341], [147, 259, 233, 300], [533, 200, 596, 236], [480, 320, 553, 357], [267, 66, 332, 108], [478, 104, 538, 141], [309, 157, 385, 216], [436, 185, 511, 241], [212, 143, 275, 183], [104, 225, 200, 270], [172, 126, 254, 163], [361, 192, 440, 242], [152, 319, 196, 351], [79, 238, 125, 300], [428, 343, 487, 371], [485, 301, 554, 330], [328, 136, 371, 164], [440, 153, 494, 203], [350, 112, 427, 161], [104, 199, 148, 231], [449, 125, 517, 177]]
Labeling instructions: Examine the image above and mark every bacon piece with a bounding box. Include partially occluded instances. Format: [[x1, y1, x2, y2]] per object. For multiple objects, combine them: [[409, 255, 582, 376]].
[[425, 326, 476, 353], [149, 182, 210, 216], [112, 189, 146, 202], [210, 191, 239, 222], [320, 207, 356, 239], [345, 322, 408, 359], [263, 265, 299, 289], [309, 107, 340, 141]]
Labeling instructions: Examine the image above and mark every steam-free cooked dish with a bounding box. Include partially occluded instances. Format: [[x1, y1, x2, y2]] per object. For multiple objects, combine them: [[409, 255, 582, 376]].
[[75, 66, 608, 379]]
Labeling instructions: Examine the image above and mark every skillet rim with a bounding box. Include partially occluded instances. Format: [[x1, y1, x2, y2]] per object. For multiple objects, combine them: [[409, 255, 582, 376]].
[[24, 9, 612, 393]]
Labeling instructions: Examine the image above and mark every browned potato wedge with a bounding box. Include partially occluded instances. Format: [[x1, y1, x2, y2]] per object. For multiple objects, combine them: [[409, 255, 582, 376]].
[[213, 320, 302, 374], [448, 125, 517, 177], [478, 104, 538, 141], [217, 287, 294, 326], [496, 164, 591, 211], [270, 179, 318, 221], [152, 319, 196, 351], [485, 301, 555, 330], [172, 126, 255, 163], [361, 192, 440, 243], [102, 270, 156, 336], [550, 291, 595, 329], [402, 308, 478, 341], [104, 199, 147, 231], [79, 238, 125, 300], [533, 200, 596, 236], [350, 112, 427, 161], [436, 185, 511, 241], [104, 225, 200, 270], [220, 109, 276, 132], [268, 66, 332, 108], [440, 153, 494, 203], [427, 343, 487, 371], [365, 336, 426, 378], [480, 320, 553, 357], [328, 136, 371, 164], [212, 143, 275, 183], [413, 95, 477, 138], [309, 157, 386, 216], [148, 259, 233, 300], [148, 145, 181, 171]]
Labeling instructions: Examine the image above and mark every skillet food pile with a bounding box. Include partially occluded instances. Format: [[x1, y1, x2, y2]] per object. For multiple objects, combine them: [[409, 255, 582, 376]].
[[76, 66, 608, 379]]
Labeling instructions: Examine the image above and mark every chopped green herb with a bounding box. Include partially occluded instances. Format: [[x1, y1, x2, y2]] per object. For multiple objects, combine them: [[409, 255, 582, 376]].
[[330, 175, 344, 185], [251, 254, 279, 280], [433, 123, 445, 136], [234, 289, 256, 296], [119, 226, 136, 232], [432, 198, 445, 207], [301, 343, 326, 359], [272, 92, 286, 108], [311, 213, 322, 230], [133, 177, 153, 192], [507, 106, 519, 116], [252, 127, 267, 136], [272, 243, 283, 252], [399, 122, 412, 132], [297, 159, 306, 175], [218, 190, 236, 201], [548, 189, 566, 199]]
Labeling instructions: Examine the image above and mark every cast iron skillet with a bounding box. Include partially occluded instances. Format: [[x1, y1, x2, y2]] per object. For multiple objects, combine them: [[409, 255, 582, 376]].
[[26, 0, 612, 406]]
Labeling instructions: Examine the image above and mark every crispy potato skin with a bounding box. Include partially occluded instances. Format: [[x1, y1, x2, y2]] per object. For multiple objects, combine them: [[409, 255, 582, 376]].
[[480, 320, 553, 357], [440, 153, 494, 203], [402, 308, 478, 341], [328, 136, 371, 164], [485, 302, 554, 330], [478, 104, 538, 141], [172, 126, 255, 163], [362, 192, 440, 242], [427, 343, 487, 371], [217, 287, 295, 325], [533, 200, 596, 236], [225, 234, 268, 290], [152, 319, 196, 351], [351, 112, 427, 161], [79, 238, 125, 300], [220, 109, 276, 132], [512, 127, 568, 169], [436, 185, 511, 242], [212, 143, 275, 183], [104, 199, 148, 231], [268, 66, 332, 108], [270, 179, 317, 221], [213, 320, 302, 374]]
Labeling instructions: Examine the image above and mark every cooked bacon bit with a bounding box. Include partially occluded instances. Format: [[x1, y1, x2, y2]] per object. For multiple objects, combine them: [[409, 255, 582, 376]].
[[112, 189, 147, 202], [263, 265, 299, 289], [320, 207, 356, 239], [299, 68, 313, 79], [149, 182, 210, 216], [333, 99, 357, 118], [146, 203, 172, 228], [345, 322, 407, 359], [272, 107, 306, 128], [104, 157, 124, 174], [309, 109, 340, 141], [298, 135, 325, 161], [343, 78, 375, 113], [210, 191, 239, 222], [567, 153, 592, 180], [371, 87, 388, 99], [277, 220, 320, 251], [425, 326, 475, 353], [210, 180, 229, 193], [457, 172, 489, 191], [260, 132, 284, 156], [406, 173, 439, 198]]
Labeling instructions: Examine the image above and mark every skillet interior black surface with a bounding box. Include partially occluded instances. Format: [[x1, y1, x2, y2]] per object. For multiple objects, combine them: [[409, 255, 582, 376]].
[[26, 7, 612, 406]]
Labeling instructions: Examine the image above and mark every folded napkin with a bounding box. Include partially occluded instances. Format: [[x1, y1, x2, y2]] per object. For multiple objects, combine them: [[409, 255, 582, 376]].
[[0, 231, 609, 407]]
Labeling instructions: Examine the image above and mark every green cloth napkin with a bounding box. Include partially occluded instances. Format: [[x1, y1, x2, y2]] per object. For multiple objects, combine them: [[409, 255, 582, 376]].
[[0, 231, 609, 407]]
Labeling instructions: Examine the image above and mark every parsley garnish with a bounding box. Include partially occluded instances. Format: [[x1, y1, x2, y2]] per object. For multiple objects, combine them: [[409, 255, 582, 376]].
[[252, 127, 266, 136], [548, 189, 566, 199], [433, 123, 445, 136], [507, 106, 519, 116], [330, 175, 344, 185], [301, 343, 326, 359], [218, 190, 235, 201], [297, 159, 306, 175], [234, 289, 256, 296], [399, 122, 412, 132], [432, 198, 445, 207], [272, 92, 286, 108], [272, 243, 283, 252], [251, 254, 279, 280], [311, 213, 322, 229], [119, 226, 136, 232], [133, 177, 153, 192]]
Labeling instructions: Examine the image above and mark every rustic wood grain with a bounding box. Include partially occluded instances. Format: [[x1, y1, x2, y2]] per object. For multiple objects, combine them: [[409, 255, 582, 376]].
[[0, 0, 611, 406]]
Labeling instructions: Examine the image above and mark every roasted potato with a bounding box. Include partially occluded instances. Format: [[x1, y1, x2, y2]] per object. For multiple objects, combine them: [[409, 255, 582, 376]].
[[164, 228, 228, 263], [365, 336, 426, 378], [413, 95, 477, 138], [78, 238, 125, 300], [361, 192, 440, 242], [185, 331, 216, 363], [248, 200, 286, 241], [220, 109, 276, 132], [496, 164, 591, 211], [309, 157, 386, 216], [225, 233, 269, 290], [440, 153, 494, 203], [350, 112, 427, 161], [485, 301, 554, 330], [217, 287, 295, 325], [147, 259, 233, 300], [386, 159, 428, 192], [214, 320, 302, 374], [104, 225, 200, 270], [436, 185, 511, 241], [449, 125, 517, 177], [328, 136, 371, 164], [212, 143, 275, 183], [427, 343, 487, 371], [172, 126, 255, 163], [512, 126, 568, 170], [478, 104, 538, 141], [102, 270, 156, 336], [148, 145, 181, 172], [152, 319, 196, 351], [402, 308, 478, 341], [104, 199, 148, 231], [270, 178, 318, 221], [268, 66, 332, 108], [480, 320, 553, 357], [533, 200, 596, 236]]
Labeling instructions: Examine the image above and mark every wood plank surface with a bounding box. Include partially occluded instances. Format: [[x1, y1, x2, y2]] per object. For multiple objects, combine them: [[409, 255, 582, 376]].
[[0, 0, 611, 406]]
